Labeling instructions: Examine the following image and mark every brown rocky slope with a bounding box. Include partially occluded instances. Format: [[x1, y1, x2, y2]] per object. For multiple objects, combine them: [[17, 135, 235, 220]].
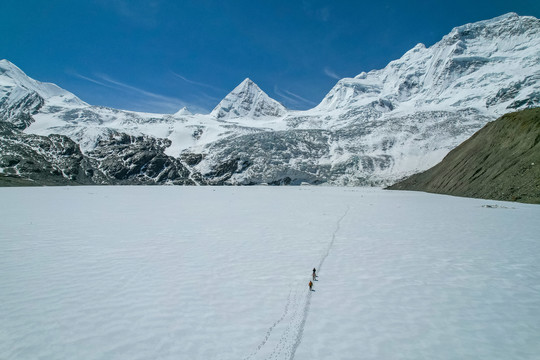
[[387, 108, 540, 204]]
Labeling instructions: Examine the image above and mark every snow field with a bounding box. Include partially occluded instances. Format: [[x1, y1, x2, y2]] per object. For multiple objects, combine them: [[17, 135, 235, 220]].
[[0, 186, 539, 360], [297, 192, 540, 359]]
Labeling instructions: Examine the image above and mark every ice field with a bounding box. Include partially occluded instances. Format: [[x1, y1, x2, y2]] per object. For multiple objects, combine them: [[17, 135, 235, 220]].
[[1, 186, 539, 359]]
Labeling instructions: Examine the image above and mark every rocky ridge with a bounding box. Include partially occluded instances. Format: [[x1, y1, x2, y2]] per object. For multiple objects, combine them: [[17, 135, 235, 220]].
[[0, 123, 196, 186]]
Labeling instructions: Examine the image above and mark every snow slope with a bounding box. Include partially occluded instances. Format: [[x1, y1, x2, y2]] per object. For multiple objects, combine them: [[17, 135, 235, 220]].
[[1, 187, 539, 359]]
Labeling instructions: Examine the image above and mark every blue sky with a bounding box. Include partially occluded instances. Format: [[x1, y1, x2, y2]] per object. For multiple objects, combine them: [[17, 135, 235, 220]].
[[1, 1, 539, 114]]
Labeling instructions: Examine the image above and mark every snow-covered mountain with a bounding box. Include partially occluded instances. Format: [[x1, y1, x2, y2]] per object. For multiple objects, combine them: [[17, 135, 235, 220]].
[[0, 59, 86, 129], [173, 106, 193, 117], [210, 78, 287, 119], [0, 59, 85, 107], [197, 13, 540, 185], [1, 13, 539, 186], [313, 12, 539, 115]]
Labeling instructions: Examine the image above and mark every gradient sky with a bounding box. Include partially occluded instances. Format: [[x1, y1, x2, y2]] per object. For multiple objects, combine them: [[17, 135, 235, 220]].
[[1, 1, 539, 114]]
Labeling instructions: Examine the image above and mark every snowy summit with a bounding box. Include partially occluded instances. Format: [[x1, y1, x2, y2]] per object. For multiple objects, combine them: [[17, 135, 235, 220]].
[[210, 78, 287, 119]]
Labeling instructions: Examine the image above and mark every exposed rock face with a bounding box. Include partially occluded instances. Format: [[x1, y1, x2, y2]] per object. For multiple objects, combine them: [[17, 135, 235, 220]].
[[0, 124, 198, 186], [387, 108, 540, 204], [0, 90, 44, 129], [0, 122, 107, 185], [87, 133, 196, 185]]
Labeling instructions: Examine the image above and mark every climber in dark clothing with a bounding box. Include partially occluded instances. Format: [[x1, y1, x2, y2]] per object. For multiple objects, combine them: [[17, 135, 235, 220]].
[[312, 268, 317, 280]]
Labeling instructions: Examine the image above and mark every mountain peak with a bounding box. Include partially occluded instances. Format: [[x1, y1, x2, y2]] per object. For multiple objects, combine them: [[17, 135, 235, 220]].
[[0, 59, 33, 83], [233, 78, 261, 95], [240, 77, 254, 85], [316, 13, 540, 112], [210, 78, 286, 119], [444, 12, 538, 44], [173, 106, 192, 117], [0, 59, 17, 70], [0, 59, 85, 106]]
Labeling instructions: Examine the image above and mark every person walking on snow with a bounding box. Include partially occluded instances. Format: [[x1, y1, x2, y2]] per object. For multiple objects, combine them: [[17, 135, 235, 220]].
[[309, 280, 313, 291], [312, 268, 316, 280]]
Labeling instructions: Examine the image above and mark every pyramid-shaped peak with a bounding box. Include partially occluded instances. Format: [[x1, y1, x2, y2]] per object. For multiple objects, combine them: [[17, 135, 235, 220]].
[[240, 77, 255, 85], [229, 78, 264, 96], [173, 106, 192, 117], [210, 78, 286, 120]]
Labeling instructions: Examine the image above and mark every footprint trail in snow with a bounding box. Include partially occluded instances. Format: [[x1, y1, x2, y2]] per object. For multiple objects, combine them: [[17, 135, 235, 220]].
[[245, 206, 350, 360]]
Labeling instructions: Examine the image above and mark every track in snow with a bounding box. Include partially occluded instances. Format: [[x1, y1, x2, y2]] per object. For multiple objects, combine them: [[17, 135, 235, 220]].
[[317, 206, 350, 273], [244, 206, 350, 360], [243, 290, 294, 360], [288, 205, 350, 360]]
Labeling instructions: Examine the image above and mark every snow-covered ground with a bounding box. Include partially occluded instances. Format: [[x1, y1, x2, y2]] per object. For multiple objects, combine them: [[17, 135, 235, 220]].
[[1, 186, 539, 360]]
